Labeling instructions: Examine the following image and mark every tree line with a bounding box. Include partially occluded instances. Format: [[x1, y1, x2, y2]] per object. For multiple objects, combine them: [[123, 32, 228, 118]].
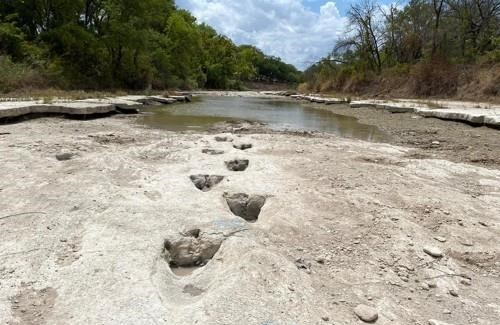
[[0, 0, 301, 92], [303, 0, 500, 96]]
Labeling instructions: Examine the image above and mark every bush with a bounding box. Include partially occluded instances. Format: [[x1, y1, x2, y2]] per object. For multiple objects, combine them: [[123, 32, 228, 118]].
[[411, 59, 459, 96], [0, 56, 48, 93]]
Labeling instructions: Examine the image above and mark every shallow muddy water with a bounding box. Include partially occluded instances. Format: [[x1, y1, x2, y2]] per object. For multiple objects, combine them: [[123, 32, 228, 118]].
[[140, 96, 387, 141]]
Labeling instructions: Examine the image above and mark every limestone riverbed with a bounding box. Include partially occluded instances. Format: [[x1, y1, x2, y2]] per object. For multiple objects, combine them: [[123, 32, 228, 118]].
[[0, 97, 499, 325]]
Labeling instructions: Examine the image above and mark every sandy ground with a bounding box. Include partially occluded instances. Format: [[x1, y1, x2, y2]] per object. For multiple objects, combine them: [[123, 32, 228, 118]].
[[0, 113, 499, 325]]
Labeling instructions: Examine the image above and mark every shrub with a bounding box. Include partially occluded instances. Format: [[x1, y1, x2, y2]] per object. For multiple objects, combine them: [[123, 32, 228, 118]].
[[0, 56, 48, 93], [411, 59, 459, 96]]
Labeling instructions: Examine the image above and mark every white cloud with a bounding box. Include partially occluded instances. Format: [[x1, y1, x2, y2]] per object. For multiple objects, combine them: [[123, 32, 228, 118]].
[[177, 0, 347, 70]]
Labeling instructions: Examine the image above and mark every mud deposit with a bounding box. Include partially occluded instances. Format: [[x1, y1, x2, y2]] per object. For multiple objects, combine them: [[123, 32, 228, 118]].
[[319, 104, 500, 168], [0, 105, 499, 325]]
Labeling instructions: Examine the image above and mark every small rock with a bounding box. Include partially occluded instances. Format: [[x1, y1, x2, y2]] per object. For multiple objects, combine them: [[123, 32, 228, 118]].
[[321, 316, 330, 322], [478, 221, 488, 227], [432, 141, 440, 146], [423, 246, 444, 258], [442, 309, 452, 314], [434, 236, 447, 243], [449, 289, 458, 297], [429, 320, 454, 325], [56, 152, 74, 161], [354, 304, 378, 323], [460, 278, 471, 286]]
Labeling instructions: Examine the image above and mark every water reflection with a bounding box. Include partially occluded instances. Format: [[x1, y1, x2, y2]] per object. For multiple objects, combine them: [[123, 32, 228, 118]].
[[139, 96, 387, 142]]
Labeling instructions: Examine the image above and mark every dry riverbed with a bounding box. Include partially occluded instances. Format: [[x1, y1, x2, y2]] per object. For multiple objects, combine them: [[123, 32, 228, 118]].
[[0, 111, 499, 325]]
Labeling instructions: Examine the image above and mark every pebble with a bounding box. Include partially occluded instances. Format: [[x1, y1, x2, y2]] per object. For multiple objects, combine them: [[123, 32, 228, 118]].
[[449, 289, 458, 297], [442, 309, 452, 314], [434, 236, 447, 243], [321, 316, 329, 321], [354, 304, 378, 323], [429, 320, 454, 325], [423, 246, 444, 258], [56, 152, 74, 161], [460, 278, 471, 286]]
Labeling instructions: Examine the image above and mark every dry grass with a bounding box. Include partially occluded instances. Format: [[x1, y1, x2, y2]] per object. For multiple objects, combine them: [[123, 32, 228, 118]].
[[303, 62, 500, 104], [411, 59, 459, 97]]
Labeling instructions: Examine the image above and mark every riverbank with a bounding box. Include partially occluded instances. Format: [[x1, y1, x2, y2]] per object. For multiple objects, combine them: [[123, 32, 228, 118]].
[[1, 103, 499, 324], [261, 92, 500, 168], [316, 102, 500, 168], [286, 94, 500, 128], [0, 94, 192, 120]]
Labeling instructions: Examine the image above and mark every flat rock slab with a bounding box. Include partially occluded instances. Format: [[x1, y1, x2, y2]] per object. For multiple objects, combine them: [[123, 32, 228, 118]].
[[0, 95, 185, 119], [0, 101, 116, 118], [349, 99, 500, 127]]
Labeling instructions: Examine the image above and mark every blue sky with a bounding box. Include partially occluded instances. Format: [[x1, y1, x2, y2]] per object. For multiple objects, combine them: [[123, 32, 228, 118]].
[[303, 0, 353, 15], [176, 0, 396, 69]]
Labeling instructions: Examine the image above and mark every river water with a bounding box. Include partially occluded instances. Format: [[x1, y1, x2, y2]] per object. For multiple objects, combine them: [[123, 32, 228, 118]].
[[140, 96, 387, 142]]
